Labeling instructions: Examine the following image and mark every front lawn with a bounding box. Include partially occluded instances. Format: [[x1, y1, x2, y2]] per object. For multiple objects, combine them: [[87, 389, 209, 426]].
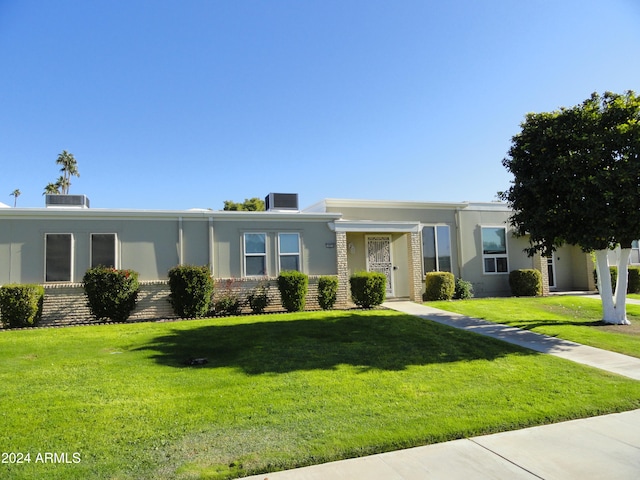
[[427, 296, 640, 358], [2, 309, 640, 480]]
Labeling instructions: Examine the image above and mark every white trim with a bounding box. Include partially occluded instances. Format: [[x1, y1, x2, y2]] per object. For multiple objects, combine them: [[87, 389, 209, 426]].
[[243, 232, 267, 277], [0, 208, 341, 222], [208, 218, 215, 276], [421, 224, 452, 274], [308, 198, 469, 211], [277, 232, 301, 274], [329, 220, 421, 233], [481, 226, 509, 274]]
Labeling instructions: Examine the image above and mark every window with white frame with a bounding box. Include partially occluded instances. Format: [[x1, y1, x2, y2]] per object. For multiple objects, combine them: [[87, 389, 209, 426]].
[[631, 240, 640, 264], [45, 233, 73, 282], [482, 227, 508, 273], [244, 233, 267, 276], [278, 232, 300, 272], [91, 233, 117, 268], [422, 225, 451, 274]]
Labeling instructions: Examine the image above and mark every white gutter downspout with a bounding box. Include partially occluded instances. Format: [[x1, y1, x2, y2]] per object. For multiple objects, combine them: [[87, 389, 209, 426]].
[[455, 208, 463, 279], [208, 217, 214, 276], [178, 217, 184, 265]]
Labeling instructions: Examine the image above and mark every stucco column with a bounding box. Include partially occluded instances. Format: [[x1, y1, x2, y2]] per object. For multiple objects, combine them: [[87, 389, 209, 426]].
[[407, 232, 423, 302], [335, 231, 350, 307]]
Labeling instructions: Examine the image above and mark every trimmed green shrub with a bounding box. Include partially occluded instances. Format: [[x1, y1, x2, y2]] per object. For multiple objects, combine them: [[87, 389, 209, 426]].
[[168, 265, 214, 318], [349, 271, 386, 308], [593, 266, 618, 293], [317, 276, 339, 310], [247, 282, 270, 314], [454, 277, 474, 300], [0, 284, 45, 328], [277, 270, 309, 312], [83, 266, 140, 322], [509, 269, 542, 297], [594, 266, 640, 294], [628, 266, 640, 294], [424, 272, 455, 301], [214, 279, 242, 315]]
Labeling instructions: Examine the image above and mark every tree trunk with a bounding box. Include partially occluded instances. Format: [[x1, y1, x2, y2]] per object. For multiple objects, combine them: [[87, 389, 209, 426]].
[[595, 248, 631, 325], [613, 247, 631, 325]]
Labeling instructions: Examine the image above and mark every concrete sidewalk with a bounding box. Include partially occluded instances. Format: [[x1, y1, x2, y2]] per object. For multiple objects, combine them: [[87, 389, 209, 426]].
[[239, 301, 640, 480], [389, 300, 640, 381]]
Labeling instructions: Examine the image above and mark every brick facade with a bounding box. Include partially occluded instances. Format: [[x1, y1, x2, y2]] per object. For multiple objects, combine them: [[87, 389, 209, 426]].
[[407, 232, 424, 302]]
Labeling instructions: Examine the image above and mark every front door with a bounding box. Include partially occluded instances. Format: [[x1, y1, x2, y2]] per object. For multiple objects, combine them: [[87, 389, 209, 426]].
[[366, 235, 394, 296]]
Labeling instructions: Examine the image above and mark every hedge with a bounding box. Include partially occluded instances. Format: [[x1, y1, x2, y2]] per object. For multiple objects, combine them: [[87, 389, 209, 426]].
[[424, 272, 455, 301], [349, 272, 386, 308], [0, 284, 45, 328], [277, 270, 309, 312], [168, 265, 214, 318], [317, 276, 339, 310], [83, 266, 140, 322], [509, 269, 542, 297]]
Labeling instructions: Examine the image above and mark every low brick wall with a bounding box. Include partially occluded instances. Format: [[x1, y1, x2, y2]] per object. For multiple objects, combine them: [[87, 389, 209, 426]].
[[41, 281, 177, 326], [37, 275, 347, 327]]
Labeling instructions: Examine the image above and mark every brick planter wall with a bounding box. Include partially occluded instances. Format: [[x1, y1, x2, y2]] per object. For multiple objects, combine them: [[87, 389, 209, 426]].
[[35, 275, 346, 327]]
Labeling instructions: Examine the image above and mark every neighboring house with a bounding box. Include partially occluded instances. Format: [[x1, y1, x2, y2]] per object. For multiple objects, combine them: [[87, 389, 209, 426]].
[[0, 193, 597, 324], [305, 198, 595, 299]]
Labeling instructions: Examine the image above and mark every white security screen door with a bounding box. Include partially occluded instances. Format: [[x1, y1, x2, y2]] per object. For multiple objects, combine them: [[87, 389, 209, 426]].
[[366, 235, 394, 296]]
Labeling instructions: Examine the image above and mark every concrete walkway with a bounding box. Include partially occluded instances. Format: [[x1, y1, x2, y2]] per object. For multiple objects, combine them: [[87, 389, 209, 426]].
[[240, 301, 640, 480]]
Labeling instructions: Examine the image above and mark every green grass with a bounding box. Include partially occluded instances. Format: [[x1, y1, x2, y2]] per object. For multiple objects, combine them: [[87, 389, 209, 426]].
[[2, 309, 640, 479], [427, 296, 640, 358]]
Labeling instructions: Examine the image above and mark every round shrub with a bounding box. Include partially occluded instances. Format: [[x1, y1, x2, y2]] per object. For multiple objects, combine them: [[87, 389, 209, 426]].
[[83, 266, 140, 322], [509, 269, 542, 296], [247, 282, 271, 314], [277, 270, 309, 312], [454, 277, 474, 300], [349, 271, 386, 308], [168, 265, 214, 318], [423, 272, 455, 301], [0, 284, 45, 328], [317, 276, 339, 310], [628, 266, 640, 294]]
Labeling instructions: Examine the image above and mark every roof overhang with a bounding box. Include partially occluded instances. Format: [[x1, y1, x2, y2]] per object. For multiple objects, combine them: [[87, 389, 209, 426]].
[[329, 220, 421, 233]]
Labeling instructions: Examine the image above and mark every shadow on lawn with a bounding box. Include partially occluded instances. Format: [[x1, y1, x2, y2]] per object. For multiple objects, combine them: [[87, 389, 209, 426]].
[[135, 312, 534, 373]]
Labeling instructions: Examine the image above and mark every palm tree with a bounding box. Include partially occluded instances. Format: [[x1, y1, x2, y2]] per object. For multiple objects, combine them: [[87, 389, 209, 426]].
[[9, 189, 20, 207], [55, 150, 79, 194], [43, 183, 60, 195]]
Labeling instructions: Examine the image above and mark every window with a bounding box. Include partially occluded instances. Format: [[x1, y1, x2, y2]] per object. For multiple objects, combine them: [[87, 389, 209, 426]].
[[45, 234, 73, 282], [91, 234, 117, 268], [244, 233, 266, 276], [422, 225, 451, 274], [482, 227, 508, 273], [278, 233, 300, 272], [631, 240, 640, 264]]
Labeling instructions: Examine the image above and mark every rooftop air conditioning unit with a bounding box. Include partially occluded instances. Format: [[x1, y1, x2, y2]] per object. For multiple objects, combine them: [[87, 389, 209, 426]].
[[265, 193, 298, 211], [45, 194, 90, 209]]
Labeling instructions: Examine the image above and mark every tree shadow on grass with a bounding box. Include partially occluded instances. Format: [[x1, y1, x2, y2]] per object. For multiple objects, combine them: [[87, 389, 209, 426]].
[[135, 312, 535, 374]]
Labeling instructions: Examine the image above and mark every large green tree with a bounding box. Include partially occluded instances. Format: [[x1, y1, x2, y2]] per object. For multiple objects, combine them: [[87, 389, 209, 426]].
[[223, 197, 265, 211], [501, 91, 640, 324]]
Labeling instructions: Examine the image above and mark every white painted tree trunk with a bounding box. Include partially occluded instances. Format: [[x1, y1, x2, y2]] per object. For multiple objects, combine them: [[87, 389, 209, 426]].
[[594, 248, 631, 325]]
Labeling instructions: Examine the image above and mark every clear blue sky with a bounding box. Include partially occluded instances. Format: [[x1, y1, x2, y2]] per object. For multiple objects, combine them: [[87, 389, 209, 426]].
[[2, 0, 639, 210]]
